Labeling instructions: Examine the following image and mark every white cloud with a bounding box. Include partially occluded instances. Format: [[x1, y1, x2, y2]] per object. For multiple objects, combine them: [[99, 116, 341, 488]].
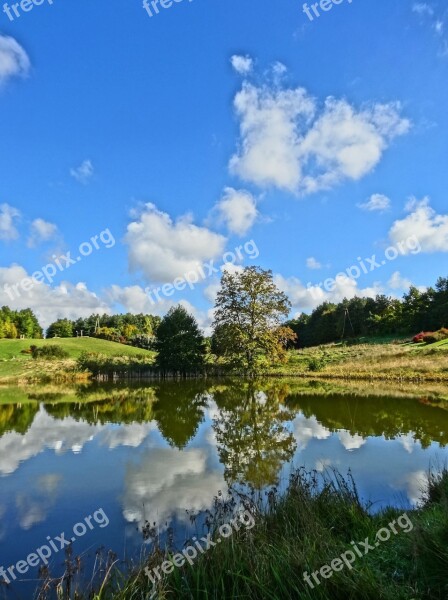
[[211, 187, 258, 236], [306, 257, 322, 270], [230, 54, 253, 75], [0, 35, 30, 85], [107, 283, 215, 334], [123, 447, 226, 529], [389, 197, 448, 253], [293, 414, 331, 451], [388, 271, 413, 291], [0, 407, 154, 475], [0, 203, 20, 241], [274, 273, 383, 313], [358, 193, 391, 212], [0, 264, 111, 329], [229, 73, 410, 195], [338, 431, 366, 451], [70, 159, 94, 184], [125, 203, 227, 283], [27, 218, 59, 247]]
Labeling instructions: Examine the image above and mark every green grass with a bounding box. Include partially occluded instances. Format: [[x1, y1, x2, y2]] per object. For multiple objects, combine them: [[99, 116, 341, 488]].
[[269, 339, 448, 381], [81, 469, 448, 600], [0, 338, 155, 383], [0, 337, 154, 359]]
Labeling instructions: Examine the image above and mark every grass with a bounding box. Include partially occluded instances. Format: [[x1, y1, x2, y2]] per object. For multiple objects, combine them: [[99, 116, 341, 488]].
[[269, 339, 448, 382], [0, 338, 155, 384], [63, 468, 448, 600], [1, 336, 447, 384]]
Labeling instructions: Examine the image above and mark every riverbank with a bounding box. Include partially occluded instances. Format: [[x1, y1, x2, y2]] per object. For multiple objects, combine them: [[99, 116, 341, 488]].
[[92, 468, 448, 599], [1, 338, 447, 384]]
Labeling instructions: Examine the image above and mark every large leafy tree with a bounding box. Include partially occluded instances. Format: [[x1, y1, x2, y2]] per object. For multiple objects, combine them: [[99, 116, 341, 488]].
[[155, 305, 206, 375], [46, 318, 74, 338], [212, 266, 295, 375]]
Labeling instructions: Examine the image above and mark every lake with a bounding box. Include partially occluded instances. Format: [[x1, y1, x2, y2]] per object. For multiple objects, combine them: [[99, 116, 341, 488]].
[[0, 379, 447, 598]]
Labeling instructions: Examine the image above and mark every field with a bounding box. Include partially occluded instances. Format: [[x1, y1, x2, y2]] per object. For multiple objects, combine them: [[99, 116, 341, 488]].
[[0, 337, 154, 384], [270, 337, 448, 382], [1, 336, 447, 385]]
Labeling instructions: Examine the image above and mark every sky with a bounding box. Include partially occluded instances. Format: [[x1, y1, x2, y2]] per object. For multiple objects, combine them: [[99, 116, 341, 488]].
[[0, 0, 447, 331]]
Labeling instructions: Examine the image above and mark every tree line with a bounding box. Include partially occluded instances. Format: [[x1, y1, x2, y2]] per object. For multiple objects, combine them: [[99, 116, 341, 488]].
[[46, 313, 162, 349], [287, 276, 448, 347], [0, 306, 42, 339]]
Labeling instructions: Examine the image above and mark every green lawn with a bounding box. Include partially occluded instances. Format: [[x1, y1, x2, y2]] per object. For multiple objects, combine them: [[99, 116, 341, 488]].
[[0, 337, 155, 383], [0, 337, 153, 359]]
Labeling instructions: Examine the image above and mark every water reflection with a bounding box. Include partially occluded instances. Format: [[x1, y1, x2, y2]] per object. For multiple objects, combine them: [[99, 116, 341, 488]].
[[212, 382, 296, 488], [0, 379, 447, 598]]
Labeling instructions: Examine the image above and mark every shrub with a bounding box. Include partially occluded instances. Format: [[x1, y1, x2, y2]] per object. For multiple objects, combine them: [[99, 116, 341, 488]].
[[422, 331, 446, 344], [307, 356, 327, 372], [31, 345, 70, 360], [412, 332, 432, 343]]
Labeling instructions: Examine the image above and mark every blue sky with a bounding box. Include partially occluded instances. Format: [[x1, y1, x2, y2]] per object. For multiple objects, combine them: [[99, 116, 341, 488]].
[[0, 0, 447, 329]]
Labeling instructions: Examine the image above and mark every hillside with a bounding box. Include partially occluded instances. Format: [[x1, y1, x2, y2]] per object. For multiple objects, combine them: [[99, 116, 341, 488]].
[[270, 337, 448, 381], [0, 337, 155, 383]]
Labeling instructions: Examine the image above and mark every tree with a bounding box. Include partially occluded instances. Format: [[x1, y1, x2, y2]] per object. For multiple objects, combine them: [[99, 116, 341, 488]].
[[155, 306, 206, 375], [212, 266, 294, 375], [46, 318, 73, 338]]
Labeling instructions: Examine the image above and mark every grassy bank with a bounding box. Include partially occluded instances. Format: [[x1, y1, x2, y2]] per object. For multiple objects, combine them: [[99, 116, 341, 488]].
[[94, 469, 448, 600], [1, 337, 447, 384], [269, 338, 448, 382], [0, 338, 155, 384]]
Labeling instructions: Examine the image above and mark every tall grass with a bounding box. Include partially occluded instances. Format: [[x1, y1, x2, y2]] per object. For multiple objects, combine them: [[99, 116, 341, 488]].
[[89, 468, 448, 600]]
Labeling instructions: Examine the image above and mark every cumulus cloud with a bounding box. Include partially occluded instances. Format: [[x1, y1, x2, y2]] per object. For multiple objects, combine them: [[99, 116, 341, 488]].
[[210, 187, 258, 236], [338, 431, 366, 451], [230, 54, 253, 75], [388, 271, 413, 291], [358, 193, 391, 213], [274, 273, 383, 314], [0, 203, 20, 241], [107, 284, 215, 333], [0, 264, 111, 329], [27, 218, 59, 247], [389, 197, 448, 253], [293, 414, 331, 451], [122, 447, 226, 528], [0, 407, 155, 476], [229, 71, 410, 195], [125, 203, 227, 283], [0, 35, 30, 85], [70, 159, 94, 184]]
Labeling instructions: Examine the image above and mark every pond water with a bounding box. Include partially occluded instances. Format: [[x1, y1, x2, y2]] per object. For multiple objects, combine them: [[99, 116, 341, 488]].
[[0, 379, 447, 598]]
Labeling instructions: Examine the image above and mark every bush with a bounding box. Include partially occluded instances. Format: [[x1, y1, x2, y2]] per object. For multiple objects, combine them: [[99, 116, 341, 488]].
[[31, 345, 70, 360], [422, 331, 446, 344], [307, 356, 327, 372]]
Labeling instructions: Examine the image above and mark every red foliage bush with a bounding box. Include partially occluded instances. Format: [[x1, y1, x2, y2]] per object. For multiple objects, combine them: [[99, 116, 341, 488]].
[[413, 332, 432, 343]]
